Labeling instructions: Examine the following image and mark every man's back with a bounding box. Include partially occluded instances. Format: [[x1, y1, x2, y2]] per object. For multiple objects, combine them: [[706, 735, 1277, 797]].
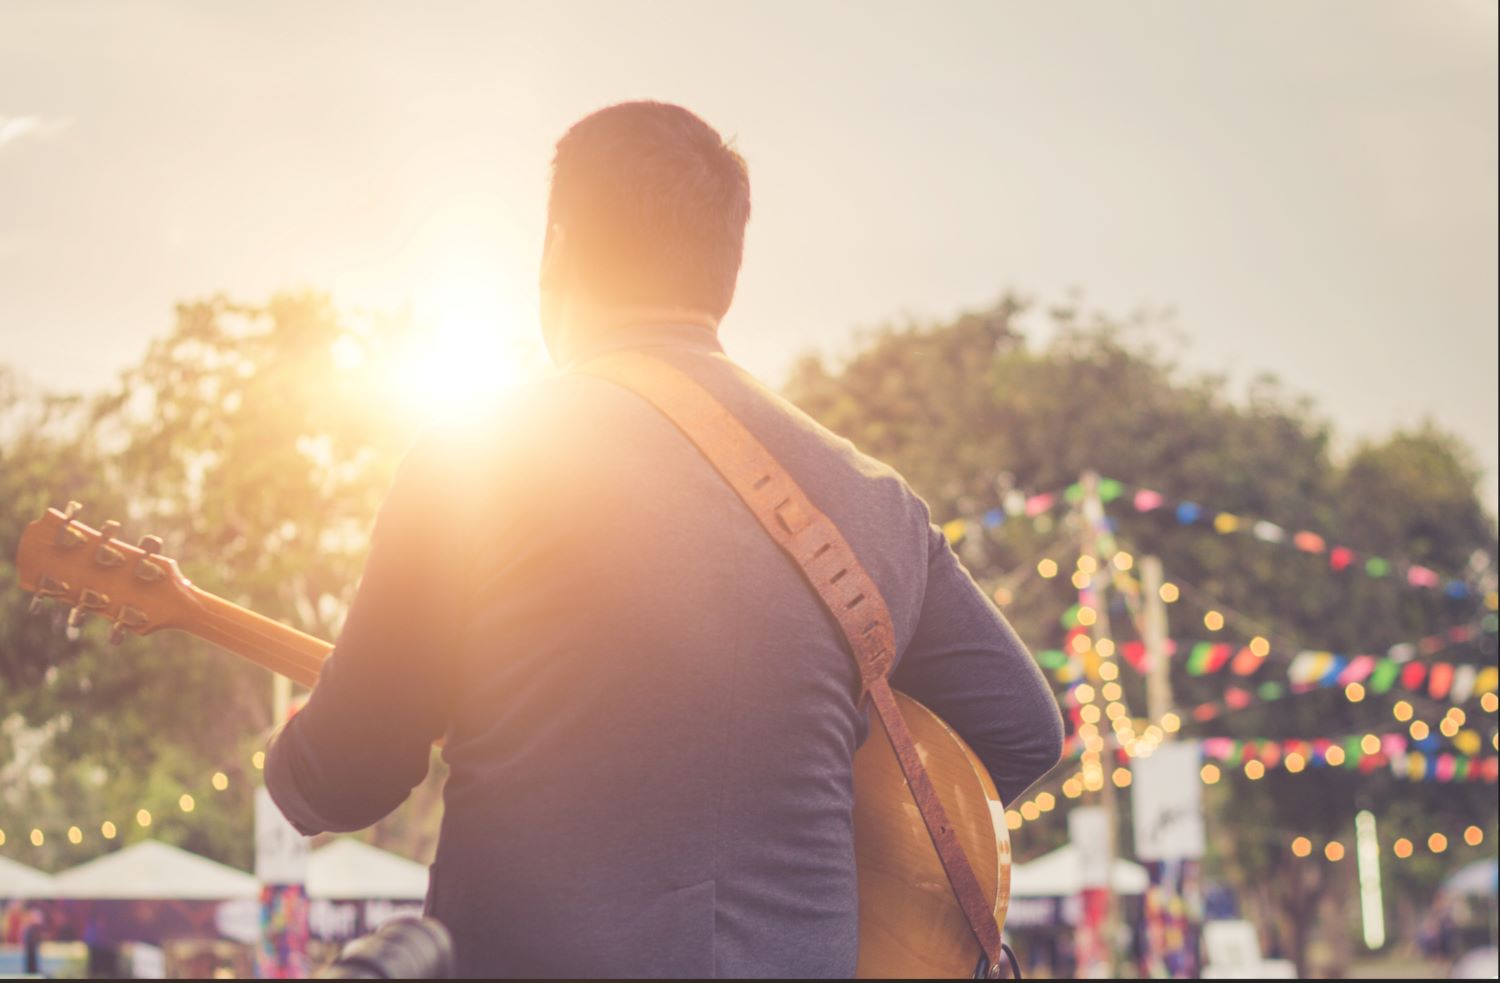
[[268, 101, 1061, 979], [268, 323, 1062, 977]]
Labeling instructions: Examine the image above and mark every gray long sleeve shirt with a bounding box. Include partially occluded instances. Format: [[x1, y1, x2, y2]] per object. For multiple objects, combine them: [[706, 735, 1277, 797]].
[[266, 321, 1063, 978]]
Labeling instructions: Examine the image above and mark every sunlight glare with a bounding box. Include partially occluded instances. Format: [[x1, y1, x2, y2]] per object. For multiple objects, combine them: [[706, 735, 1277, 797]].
[[398, 281, 540, 426]]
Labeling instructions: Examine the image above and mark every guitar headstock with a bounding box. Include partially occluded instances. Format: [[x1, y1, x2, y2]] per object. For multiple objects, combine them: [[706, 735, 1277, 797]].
[[15, 503, 197, 643]]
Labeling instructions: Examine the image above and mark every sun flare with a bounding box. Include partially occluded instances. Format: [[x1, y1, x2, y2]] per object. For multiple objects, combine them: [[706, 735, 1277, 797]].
[[401, 317, 529, 425], [336, 279, 548, 428]]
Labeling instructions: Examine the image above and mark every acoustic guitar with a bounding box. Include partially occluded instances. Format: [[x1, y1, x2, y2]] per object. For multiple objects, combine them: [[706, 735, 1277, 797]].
[[17, 503, 1011, 978]]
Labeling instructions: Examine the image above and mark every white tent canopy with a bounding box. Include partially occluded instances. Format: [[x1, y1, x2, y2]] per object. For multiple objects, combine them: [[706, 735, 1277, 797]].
[[1010, 844, 1150, 898], [0, 855, 57, 899], [308, 839, 429, 901], [52, 840, 259, 900]]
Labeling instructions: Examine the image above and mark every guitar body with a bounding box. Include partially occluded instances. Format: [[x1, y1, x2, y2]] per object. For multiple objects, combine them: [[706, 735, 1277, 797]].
[[17, 506, 1010, 979], [854, 692, 1010, 978]]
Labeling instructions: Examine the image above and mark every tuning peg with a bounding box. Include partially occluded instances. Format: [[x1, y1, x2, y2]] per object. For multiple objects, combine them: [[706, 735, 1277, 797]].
[[63, 501, 83, 521], [67, 606, 89, 629], [36, 575, 69, 598], [109, 605, 148, 644], [27, 574, 70, 614], [95, 523, 126, 567], [134, 536, 166, 584], [54, 522, 88, 550], [95, 543, 126, 568], [78, 588, 109, 610]]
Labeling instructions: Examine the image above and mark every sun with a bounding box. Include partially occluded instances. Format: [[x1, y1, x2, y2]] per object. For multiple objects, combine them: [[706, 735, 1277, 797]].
[[396, 281, 544, 427], [328, 277, 548, 430]]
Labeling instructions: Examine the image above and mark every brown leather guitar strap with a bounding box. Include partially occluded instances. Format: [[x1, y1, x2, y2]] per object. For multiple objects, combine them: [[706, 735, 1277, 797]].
[[577, 351, 1005, 977]]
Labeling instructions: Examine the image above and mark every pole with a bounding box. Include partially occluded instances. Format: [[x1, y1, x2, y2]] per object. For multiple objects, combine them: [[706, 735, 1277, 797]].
[[273, 674, 292, 728], [1079, 471, 1121, 977], [1141, 556, 1172, 729]]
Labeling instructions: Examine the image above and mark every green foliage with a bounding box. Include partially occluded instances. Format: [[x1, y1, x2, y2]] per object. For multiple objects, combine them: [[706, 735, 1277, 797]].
[[788, 293, 1498, 966], [1, 293, 427, 871]]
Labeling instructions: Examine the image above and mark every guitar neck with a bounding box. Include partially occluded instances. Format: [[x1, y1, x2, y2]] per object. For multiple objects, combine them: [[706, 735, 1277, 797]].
[[181, 585, 332, 688]]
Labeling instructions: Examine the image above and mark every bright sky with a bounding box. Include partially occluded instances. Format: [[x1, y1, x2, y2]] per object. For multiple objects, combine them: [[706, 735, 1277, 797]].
[[2, 1, 1496, 507]]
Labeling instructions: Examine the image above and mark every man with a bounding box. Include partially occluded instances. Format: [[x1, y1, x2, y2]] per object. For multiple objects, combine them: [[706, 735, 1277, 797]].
[[266, 101, 1063, 978]]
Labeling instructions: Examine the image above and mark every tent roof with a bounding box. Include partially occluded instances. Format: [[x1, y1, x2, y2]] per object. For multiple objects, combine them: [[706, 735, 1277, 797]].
[[308, 839, 429, 901], [1010, 844, 1150, 898], [1441, 858, 1498, 897], [52, 840, 258, 900], [0, 855, 57, 898]]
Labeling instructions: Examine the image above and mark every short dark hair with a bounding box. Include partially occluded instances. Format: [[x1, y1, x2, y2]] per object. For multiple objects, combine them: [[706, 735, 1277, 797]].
[[548, 102, 751, 319]]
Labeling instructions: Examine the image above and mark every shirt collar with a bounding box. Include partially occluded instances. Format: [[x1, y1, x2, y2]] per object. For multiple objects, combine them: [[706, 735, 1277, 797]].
[[563, 317, 725, 368]]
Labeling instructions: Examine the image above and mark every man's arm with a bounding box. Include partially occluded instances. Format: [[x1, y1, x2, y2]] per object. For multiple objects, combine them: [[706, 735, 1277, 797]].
[[890, 524, 1064, 805], [264, 436, 467, 834]]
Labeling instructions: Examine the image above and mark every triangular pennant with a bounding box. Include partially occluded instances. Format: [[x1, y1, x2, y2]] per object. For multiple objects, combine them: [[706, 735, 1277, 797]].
[[1293, 530, 1326, 554], [1368, 659, 1400, 694], [1252, 520, 1286, 543], [1449, 665, 1477, 704], [1338, 655, 1377, 685], [1229, 646, 1263, 676], [1428, 662, 1454, 700], [1133, 489, 1164, 512], [1400, 662, 1428, 691]]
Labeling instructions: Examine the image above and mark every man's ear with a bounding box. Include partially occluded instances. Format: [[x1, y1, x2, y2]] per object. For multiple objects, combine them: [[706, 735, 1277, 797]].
[[539, 223, 569, 294]]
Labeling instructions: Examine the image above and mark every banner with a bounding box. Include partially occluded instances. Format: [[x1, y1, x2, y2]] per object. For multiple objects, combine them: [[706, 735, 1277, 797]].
[[1132, 744, 1206, 861]]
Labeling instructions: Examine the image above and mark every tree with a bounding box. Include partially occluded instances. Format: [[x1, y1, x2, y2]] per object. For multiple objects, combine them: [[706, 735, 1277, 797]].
[[1, 293, 439, 870], [787, 293, 1498, 972]]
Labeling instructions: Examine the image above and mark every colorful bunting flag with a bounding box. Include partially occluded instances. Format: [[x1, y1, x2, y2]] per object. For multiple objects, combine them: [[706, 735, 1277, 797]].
[[1133, 488, 1164, 512], [1407, 565, 1440, 588], [1025, 492, 1055, 518], [1368, 659, 1400, 693], [1253, 520, 1286, 544], [1293, 530, 1327, 554], [1401, 662, 1428, 691], [1186, 642, 1233, 675], [1428, 662, 1455, 700], [1338, 655, 1376, 685]]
